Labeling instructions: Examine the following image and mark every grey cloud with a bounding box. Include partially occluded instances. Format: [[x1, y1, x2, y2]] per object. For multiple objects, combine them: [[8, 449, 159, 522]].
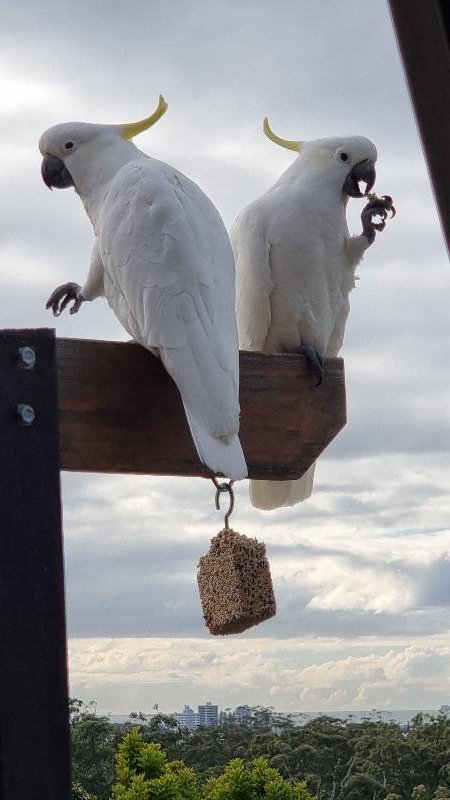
[[66, 567, 204, 638], [0, 0, 415, 181], [64, 518, 207, 637], [417, 556, 450, 608], [275, 605, 450, 639], [61, 468, 450, 639]]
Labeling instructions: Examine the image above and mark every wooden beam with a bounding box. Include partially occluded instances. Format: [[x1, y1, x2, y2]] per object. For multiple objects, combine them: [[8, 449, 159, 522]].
[[388, 0, 450, 256], [0, 329, 71, 799], [57, 337, 346, 480]]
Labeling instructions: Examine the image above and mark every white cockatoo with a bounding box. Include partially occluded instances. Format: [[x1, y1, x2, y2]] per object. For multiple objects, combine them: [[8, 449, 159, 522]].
[[40, 96, 247, 480], [231, 118, 395, 509]]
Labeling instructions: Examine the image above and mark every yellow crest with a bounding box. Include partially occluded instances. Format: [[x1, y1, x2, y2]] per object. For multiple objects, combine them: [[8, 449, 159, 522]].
[[122, 95, 168, 140], [263, 117, 303, 152]]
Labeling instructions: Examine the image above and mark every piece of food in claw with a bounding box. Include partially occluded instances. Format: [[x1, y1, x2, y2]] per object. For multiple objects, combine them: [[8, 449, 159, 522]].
[[197, 528, 276, 635], [366, 192, 396, 217]]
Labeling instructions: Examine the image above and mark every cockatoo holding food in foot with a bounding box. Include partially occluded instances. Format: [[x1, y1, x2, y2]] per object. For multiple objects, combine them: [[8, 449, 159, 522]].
[[231, 118, 395, 509], [40, 96, 247, 480]]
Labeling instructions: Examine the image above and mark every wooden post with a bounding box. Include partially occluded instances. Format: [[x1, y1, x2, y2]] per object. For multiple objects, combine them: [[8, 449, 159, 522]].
[[0, 329, 71, 799], [388, 1, 450, 256]]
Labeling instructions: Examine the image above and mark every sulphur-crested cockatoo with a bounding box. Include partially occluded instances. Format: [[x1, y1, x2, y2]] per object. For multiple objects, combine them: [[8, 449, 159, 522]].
[[231, 118, 395, 509], [41, 96, 247, 480]]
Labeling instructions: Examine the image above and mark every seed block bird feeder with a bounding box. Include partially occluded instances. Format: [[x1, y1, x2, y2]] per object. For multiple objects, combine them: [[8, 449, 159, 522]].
[[198, 527, 277, 635]]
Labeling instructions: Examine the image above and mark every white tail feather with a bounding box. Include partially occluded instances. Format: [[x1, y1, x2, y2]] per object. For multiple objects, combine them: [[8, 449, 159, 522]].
[[250, 463, 315, 510], [185, 409, 247, 480]]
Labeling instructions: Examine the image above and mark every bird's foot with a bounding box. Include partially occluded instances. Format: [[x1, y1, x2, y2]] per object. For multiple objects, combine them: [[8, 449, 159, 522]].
[[362, 193, 396, 245], [46, 282, 83, 316], [296, 344, 324, 386]]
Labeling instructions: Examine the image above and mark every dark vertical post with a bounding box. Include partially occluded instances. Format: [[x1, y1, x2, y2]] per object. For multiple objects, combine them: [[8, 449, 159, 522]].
[[0, 329, 71, 799], [388, 0, 450, 256]]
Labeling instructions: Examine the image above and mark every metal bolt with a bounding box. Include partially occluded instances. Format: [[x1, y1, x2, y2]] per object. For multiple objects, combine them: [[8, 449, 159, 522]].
[[17, 346, 36, 370], [17, 404, 36, 425]]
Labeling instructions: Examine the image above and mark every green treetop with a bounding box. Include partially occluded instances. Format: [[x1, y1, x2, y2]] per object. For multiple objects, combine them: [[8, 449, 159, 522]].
[[111, 729, 316, 800]]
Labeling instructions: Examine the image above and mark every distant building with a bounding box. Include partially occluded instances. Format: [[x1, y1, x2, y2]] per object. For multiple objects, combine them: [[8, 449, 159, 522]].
[[233, 705, 252, 723], [173, 701, 220, 729], [198, 701, 219, 727], [174, 705, 200, 730], [440, 705, 450, 715]]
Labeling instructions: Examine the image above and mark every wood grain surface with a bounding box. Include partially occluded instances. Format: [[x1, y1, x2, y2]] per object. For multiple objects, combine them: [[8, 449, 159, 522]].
[[56, 337, 346, 480]]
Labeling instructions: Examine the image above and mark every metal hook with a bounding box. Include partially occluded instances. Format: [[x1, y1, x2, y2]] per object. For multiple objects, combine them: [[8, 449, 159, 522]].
[[211, 477, 235, 530]]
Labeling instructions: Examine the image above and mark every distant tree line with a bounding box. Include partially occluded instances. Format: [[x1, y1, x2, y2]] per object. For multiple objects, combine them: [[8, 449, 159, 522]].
[[70, 699, 450, 800]]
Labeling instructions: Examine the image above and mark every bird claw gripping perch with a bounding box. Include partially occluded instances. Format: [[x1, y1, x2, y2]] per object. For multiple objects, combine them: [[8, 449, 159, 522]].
[[196, 478, 277, 635], [362, 193, 396, 245], [46, 282, 83, 316], [295, 344, 324, 386]]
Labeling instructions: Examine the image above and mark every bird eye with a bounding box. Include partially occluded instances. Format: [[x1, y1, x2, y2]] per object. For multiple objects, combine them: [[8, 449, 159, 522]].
[[64, 141, 75, 151], [340, 152, 349, 162]]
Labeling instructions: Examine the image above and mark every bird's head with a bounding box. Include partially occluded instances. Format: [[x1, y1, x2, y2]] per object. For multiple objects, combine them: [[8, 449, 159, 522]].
[[39, 94, 168, 191], [263, 118, 377, 198]]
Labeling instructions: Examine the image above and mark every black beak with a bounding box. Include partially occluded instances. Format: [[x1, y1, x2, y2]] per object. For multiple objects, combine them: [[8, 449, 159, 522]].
[[41, 155, 74, 190], [343, 159, 376, 198]]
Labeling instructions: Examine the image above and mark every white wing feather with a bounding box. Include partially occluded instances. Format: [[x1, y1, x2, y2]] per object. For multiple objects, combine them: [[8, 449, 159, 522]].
[[231, 206, 273, 352], [98, 157, 247, 479]]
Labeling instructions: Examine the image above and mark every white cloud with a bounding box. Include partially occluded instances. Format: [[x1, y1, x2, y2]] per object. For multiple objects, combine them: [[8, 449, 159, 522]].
[[305, 560, 413, 614], [0, 73, 67, 115], [68, 637, 450, 714]]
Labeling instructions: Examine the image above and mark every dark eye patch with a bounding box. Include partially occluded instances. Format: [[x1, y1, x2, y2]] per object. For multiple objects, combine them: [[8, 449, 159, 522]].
[[340, 152, 349, 162], [64, 141, 74, 150]]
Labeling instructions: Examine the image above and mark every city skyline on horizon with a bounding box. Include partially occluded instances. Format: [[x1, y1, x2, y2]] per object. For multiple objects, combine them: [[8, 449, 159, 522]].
[[101, 701, 446, 722]]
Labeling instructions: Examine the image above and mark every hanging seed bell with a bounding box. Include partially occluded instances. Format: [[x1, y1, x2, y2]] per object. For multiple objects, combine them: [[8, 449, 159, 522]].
[[197, 480, 276, 635]]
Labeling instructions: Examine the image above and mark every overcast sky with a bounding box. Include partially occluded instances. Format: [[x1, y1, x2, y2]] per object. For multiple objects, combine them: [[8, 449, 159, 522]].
[[2, 0, 450, 716]]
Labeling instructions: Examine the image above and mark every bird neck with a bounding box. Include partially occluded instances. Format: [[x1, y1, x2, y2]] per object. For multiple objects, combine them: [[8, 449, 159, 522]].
[[70, 138, 141, 230], [271, 163, 346, 214]]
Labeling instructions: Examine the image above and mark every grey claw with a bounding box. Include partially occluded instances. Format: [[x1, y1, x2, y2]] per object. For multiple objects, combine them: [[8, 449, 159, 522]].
[[46, 282, 83, 317], [362, 194, 396, 245], [297, 344, 324, 386]]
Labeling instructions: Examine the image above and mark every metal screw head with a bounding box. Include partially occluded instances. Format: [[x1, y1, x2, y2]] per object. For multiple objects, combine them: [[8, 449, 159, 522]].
[[17, 403, 36, 425], [17, 346, 36, 370]]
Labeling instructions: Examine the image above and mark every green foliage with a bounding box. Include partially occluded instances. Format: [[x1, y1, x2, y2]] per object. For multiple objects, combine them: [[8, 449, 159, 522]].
[[69, 700, 450, 800], [434, 787, 450, 799], [71, 782, 97, 800], [201, 755, 314, 799], [112, 730, 315, 800], [124, 711, 184, 759], [70, 701, 119, 800], [347, 719, 418, 797], [409, 716, 450, 790], [338, 772, 385, 800], [112, 728, 198, 800], [412, 786, 430, 800], [115, 727, 168, 785]]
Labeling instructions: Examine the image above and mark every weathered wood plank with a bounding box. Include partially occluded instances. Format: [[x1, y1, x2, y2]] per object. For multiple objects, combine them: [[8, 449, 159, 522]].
[[56, 337, 346, 480], [0, 329, 71, 799], [389, 0, 450, 256]]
